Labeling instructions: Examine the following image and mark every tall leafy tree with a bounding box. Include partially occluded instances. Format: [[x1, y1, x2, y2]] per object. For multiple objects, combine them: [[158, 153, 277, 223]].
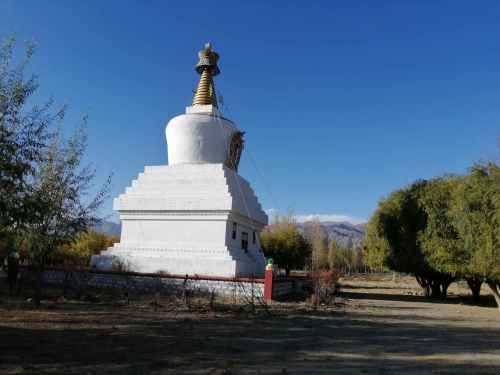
[[365, 180, 454, 298], [303, 220, 329, 269], [0, 37, 52, 239], [328, 237, 342, 270], [0, 36, 110, 304], [419, 176, 483, 301], [363, 214, 389, 273], [22, 125, 110, 305], [450, 162, 500, 307]]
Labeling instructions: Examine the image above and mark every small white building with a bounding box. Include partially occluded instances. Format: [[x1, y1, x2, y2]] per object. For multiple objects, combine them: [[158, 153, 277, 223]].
[[91, 43, 267, 277]]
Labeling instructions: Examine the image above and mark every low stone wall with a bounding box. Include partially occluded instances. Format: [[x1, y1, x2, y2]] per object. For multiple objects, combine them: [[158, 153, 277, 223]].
[[42, 268, 264, 299], [40, 268, 311, 301]]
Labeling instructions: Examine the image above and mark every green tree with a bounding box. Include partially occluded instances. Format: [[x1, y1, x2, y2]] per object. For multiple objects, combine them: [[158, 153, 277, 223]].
[[0, 37, 110, 303], [261, 214, 310, 276], [450, 162, 500, 307], [353, 245, 364, 273], [328, 237, 342, 270], [303, 220, 329, 270], [363, 220, 388, 273], [0, 37, 51, 241], [364, 180, 454, 298], [343, 239, 355, 274], [419, 176, 483, 301], [23, 125, 110, 306]]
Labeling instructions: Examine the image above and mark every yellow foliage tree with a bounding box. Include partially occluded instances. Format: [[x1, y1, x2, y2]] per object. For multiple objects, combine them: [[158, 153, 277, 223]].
[[261, 213, 310, 276], [53, 231, 118, 269]]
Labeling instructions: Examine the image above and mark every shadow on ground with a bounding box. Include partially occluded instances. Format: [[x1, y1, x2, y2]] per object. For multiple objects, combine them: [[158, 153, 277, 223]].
[[1, 301, 499, 375], [340, 288, 499, 308]]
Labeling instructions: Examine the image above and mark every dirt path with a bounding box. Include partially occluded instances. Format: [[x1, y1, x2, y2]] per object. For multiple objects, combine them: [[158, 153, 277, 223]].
[[1, 275, 499, 374]]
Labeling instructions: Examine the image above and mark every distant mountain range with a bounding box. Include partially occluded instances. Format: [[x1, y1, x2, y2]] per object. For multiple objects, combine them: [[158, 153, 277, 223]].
[[297, 221, 366, 248], [94, 219, 366, 248]]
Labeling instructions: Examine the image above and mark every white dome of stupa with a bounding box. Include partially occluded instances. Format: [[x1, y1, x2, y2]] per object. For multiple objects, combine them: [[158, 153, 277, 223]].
[[166, 106, 236, 165]]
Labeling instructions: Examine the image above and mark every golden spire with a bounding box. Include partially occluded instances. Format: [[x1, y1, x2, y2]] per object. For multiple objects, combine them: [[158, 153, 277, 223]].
[[192, 42, 220, 107]]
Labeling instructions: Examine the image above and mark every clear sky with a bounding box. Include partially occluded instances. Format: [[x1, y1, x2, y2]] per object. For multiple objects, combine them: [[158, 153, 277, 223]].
[[1, 1, 499, 224]]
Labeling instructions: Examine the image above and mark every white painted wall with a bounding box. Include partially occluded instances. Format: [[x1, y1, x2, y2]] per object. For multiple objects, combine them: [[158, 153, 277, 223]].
[[120, 219, 228, 250], [166, 106, 236, 166]]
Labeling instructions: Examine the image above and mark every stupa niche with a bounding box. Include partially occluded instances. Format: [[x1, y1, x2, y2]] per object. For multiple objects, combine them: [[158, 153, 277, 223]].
[[90, 43, 267, 277]]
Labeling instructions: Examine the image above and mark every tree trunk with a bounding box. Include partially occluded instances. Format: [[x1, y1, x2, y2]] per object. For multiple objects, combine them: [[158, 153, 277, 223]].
[[466, 277, 482, 303], [285, 267, 290, 277], [438, 275, 454, 299], [430, 280, 442, 299], [487, 281, 500, 308], [415, 275, 431, 297], [440, 279, 452, 299], [418, 275, 453, 299]]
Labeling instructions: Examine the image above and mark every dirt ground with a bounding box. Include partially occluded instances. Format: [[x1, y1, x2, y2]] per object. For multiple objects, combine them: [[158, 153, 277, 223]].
[[1, 274, 499, 374]]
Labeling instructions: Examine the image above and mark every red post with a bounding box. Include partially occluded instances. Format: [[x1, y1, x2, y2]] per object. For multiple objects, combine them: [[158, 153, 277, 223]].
[[264, 268, 273, 301]]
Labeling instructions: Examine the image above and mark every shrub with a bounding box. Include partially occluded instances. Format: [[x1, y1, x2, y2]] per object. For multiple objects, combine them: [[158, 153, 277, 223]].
[[311, 268, 339, 305]]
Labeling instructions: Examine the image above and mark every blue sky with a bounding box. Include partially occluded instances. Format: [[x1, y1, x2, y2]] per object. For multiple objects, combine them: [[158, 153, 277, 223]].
[[1, 1, 499, 224]]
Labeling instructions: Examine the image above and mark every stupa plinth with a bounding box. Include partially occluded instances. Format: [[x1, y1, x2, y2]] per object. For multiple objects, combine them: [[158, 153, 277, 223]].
[[91, 43, 267, 277]]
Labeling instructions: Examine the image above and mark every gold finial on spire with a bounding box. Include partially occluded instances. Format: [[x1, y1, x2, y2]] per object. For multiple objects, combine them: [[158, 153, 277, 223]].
[[192, 42, 220, 107]]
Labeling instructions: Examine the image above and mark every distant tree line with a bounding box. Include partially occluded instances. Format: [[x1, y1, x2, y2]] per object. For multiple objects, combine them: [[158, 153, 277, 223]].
[[261, 213, 368, 275], [364, 161, 500, 307], [0, 37, 111, 305], [301, 220, 367, 274]]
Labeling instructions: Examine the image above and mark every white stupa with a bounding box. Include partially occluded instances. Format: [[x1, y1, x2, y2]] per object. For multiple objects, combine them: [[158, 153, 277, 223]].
[[91, 43, 267, 277]]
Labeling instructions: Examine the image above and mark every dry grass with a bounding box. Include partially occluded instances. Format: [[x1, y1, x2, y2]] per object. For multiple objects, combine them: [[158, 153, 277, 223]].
[[0, 274, 499, 374]]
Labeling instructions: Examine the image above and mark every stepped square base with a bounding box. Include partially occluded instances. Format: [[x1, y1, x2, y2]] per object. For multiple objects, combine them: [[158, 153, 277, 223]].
[[91, 163, 268, 278]]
